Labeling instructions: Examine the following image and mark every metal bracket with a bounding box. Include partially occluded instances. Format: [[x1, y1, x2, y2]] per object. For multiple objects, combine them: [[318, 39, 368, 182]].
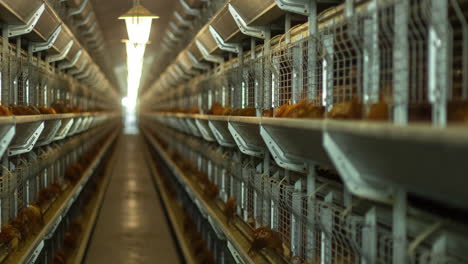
[[68, 57, 88, 75], [7, 4, 45, 37], [166, 29, 180, 42], [46, 40, 74, 63], [208, 120, 236, 147], [173, 64, 190, 80], [179, 0, 200, 16], [195, 119, 215, 141], [228, 4, 266, 39], [260, 126, 307, 172], [36, 120, 62, 147], [30, 25, 62, 52], [69, 0, 89, 16], [26, 240, 44, 264], [9, 122, 45, 156], [323, 132, 393, 202], [76, 12, 94, 27], [195, 40, 224, 64], [208, 215, 226, 240], [168, 67, 181, 83], [169, 22, 184, 36], [228, 122, 265, 158], [274, 0, 309, 15], [178, 58, 198, 76], [75, 66, 91, 80], [227, 241, 247, 264], [187, 51, 210, 70], [0, 124, 15, 160], [174, 11, 191, 28], [59, 50, 83, 70], [209, 25, 241, 53], [82, 21, 98, 36], [44, 215, 62, 240]]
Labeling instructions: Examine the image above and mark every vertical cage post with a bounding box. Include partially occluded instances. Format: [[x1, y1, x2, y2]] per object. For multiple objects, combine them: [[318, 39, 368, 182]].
[[291, 178, 303, 257], [292, 43, 303, 104], [431, 234, 448, 264], [393, 189, 407, 264], [307, 0, 317, 100], [306, 164, 316, 261], [363, 207, 377, 264], [262, 154, 271, 227], [264, 29, 272, 111], [323, 35, 334, 111], [270, 170, 280, 230], [429, 0, 450, 127], [2, 28, 9, 106], [321, 192, 334, 264], [363, 1, 380, 108], [237, 46, 244, 110], [254, 161, 262, 227], [393, 0, 409, 124]]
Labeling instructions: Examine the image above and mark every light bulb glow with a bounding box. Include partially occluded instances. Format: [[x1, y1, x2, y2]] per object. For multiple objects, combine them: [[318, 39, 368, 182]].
[[124, 17, 153, 44], [119, 3, 158, 113]]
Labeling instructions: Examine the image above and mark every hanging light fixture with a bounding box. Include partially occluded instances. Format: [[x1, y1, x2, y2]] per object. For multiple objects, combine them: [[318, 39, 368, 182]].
[[119, 0, 159, 111]]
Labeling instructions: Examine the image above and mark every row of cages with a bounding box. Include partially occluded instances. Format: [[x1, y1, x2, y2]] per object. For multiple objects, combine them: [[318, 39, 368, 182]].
[[0, 122, 116, 262], [0, 47, 113, 115], [146, 122, 468, 264], [151, 147, 238, 264], [148, 0, 468, 126], [35, 148, 113, 264]]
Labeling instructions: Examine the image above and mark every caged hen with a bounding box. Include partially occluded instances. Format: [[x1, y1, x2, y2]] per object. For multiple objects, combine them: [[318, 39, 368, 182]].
[[249, 226, 283, 255], [224, 196, 237, 225]]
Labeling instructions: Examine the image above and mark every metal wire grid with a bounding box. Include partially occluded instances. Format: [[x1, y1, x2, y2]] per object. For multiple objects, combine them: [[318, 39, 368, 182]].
[[224, 64, 242, 110], [448, 0, 468, 101], [241, 57, 258, 110], [152, 120, 468, 263], [270, 37, 313, 108]]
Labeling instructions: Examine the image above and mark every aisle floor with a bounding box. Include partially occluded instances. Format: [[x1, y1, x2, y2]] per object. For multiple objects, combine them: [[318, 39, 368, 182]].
[[84, 134, 181, 264]]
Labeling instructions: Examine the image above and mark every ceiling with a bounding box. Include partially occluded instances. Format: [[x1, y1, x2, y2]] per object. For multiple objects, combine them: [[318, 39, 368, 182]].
[[90, 0, 178, 94]]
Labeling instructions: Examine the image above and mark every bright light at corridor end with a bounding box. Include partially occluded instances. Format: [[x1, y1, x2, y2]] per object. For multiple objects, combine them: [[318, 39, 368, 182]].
[[119, 0, 159, 112]]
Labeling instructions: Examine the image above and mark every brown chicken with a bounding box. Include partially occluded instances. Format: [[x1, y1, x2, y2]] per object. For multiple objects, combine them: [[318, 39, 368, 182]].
[[0, 225, 21, 252], [221, 106, 232, 116], [51, 250, 66, 264], [204, 182, 219, 200], [224, 196, 237, 224], [208, 103, 224, 115], [249, 227, 283, 255], [302, 104, 325, 119], [232, 107, 256, 117], [51, 101, 69, 114], [0, 106, 13, 116], [193, 239, 206, 257], [183, 216, 195, 234], [38, 106, 57, 115], [262, 109, 274, 117], [448, 101, 468, 123], [21, 205, 43, 233], [64, 231, 79, 249], [65, 163, 84, 183], [282, 100, 308, 118], [327, 98, 362, 119], [274, 104, 290, 118], [187, 108, 200, 114], [199, 249, 216, 264], [36, 187, 59, 210], [194, 171, 210, 185], [366, 101, 389, 121]]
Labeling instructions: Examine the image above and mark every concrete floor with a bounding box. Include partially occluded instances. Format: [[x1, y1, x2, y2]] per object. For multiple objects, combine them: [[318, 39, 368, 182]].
[[84, 134, 181, 264]]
